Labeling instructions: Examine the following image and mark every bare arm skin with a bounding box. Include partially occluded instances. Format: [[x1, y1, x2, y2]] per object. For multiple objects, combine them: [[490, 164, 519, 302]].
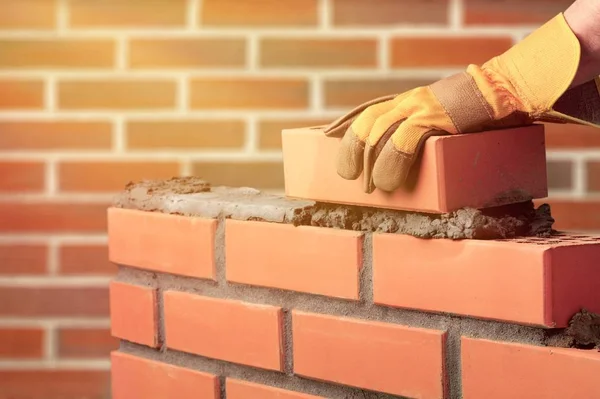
[[564, 0, 600, 87]]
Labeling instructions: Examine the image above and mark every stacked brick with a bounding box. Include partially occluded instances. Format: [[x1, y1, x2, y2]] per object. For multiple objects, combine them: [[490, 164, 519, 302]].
[[107, 125, 600, 398]]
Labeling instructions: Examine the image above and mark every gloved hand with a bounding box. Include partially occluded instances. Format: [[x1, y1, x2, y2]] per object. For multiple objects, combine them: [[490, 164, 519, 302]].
[[324, 13, 600, 194]]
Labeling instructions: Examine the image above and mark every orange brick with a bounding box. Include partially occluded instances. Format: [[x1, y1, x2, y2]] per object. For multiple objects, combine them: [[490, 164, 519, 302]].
[[0, 0, 56, 29], [390, 37, 513, 67], [126, 120, 245, 150], [59, 244, 116, 275], [462, 337, 600, 398], [0, 328, 44, 358], [324, 78, 437, 108], [0, 202, 108, 233], [0, 40, 115, 69], [0, 287, 108, 316], [58, 161, 180, 193], [293, 311, 446, 398], [227, 379, 321, 399], [0, 244, 47, 274], [226, 220, 363, 299], [0, 370, 110, 399], [332, 0, 449, 25], [129, 38, 245, 68], [58, 328, 118, 358], [0, 161, 45, 192], [192, 161, 284, 190], [190, 78, 309, 110], [108, 208, 216, 279], [201, 0, 318, 26], [109, 281, 158, 347], [0, 80, 44, 109], [537, 200, 600, 231], [257, 118, 330, 150], [58, 80, 176, 110], [111, 352, 219, 399], [374, 233, 600, 327], [0, 121, 112, 150], [586, 161, 600, 192], [164, 292, 283, 371], [282, 126, 548, 213], [259, 39, 377, 68], [69, 0, 187, 28], [464, 0, 571, 25], [544, 123, 600, 148]]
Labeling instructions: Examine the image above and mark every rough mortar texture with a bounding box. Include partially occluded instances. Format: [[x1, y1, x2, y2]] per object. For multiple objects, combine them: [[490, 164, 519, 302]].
[[114, 177, 555, 240]]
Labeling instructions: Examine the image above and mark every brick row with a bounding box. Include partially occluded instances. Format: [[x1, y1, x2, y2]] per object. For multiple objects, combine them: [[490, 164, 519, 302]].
[[0, 370, 110, 399]]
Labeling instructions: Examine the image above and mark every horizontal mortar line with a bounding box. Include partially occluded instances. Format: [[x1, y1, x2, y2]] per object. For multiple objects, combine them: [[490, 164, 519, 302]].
[[0, 318, 110, 327], [0, 193, 117, 202], [0, 68, 460, 79], [0, 359, 111, 370], [546, 150, 600, 159], [0, 276, 112, 286], [0, 26, 536, 38], [119, 266, 563, 348], [0, 234, 107, 243], [0, 151, 284, 161], [119, 342, 403, 399]]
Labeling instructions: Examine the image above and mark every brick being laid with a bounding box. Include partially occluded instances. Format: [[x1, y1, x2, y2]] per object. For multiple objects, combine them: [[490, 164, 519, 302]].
[[373, 233, 600, 327], [281, 125, 548, 213]]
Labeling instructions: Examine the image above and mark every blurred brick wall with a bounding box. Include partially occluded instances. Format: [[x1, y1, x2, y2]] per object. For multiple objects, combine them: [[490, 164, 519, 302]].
[[0, 0, 597, 397]]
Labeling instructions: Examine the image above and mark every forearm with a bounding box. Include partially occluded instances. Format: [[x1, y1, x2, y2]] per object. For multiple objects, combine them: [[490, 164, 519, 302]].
[[564, 0, 600, 87]]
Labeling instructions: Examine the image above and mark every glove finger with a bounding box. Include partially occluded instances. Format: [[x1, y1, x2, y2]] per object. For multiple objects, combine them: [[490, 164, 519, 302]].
[[372, 121, 446, 192], [335, 98, 399, 180], [324, 94, 397, 138]]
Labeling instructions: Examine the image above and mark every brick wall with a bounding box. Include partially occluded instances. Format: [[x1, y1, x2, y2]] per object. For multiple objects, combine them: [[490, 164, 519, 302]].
[[1, 0, 600, 397]]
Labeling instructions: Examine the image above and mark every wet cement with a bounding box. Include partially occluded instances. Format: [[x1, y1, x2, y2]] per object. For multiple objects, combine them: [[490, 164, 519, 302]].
[[562, 309, 600, 349], [113, 177, 555, 240]]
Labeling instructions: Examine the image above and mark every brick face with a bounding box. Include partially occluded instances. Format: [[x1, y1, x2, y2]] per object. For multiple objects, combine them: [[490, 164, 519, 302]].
[[0, 0, 56, 29], [0, 328, 44, 359], [0, 80, 45, 109], [0, 370, 111, 399], [200, 0, 318, 27], [292, 311, 447, 398], [69, 0, 187, 28], [0, 244, 47, 275], [109, 281, 158, 348], [226, 379, 321, 399], [0, 161, 45, 192], [0, 40, 115, 69], [0, 287, 109, 317], [164, 292, 284, 371], [58, 328, 118, 358], [192, 162, 284, 189], [58, 245, 116, 275], [0, 121, 113, 150], [464, 0, 572, 25], [259, 39, 378, 68], [332, 0, 449, 25]]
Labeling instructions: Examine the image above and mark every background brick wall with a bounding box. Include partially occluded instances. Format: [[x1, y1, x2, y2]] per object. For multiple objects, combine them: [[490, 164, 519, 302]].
[[0, 0, 598, 397]]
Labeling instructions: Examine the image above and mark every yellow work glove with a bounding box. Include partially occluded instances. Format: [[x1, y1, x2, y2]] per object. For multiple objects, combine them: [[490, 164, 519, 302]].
[[324, 13, 600, 194]]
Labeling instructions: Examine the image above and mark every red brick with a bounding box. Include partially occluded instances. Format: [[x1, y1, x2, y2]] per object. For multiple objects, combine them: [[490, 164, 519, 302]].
[[0, 328, 44, 358], [111, 352, 219, 399], [0, 39, 115, 68], [58, 328, 118, 358], [58, 80, 177, 110], [0, 202, 108, 233], [227, 379, 321, 399], [58, 161, 180, 193], [0, 287, 108, 316], [201, 0, 318, 26], [0, 244, 47, 274], [0, 80, 44, 109], [257, 118, 330, 150], [282, 125, 547, 213], [373, 233, 600, 327], [164, 292, 283, 371], [391, 37, 513, 67], [293, 311, 446, 398], [464, 0, 572, 25], [462, 337, 600, 398], [59, 244, 116, 275], [259, 39, 377, 68], [0, 121, 112, 150], [586, 161, 600, 192], [544, 123, 600, 148], [324, 78, 437, 108], [0, 0, 56, 29], [108, 208, 216, 279], [332, 0, 448, 25], [0, 161, 45, 192], [127, 120, 246, 150], [109, 281, 158, 348], [129, 38, 245, 68], [0, 370, 110, 399], [190, 78, 309, 110], [539, 200, 600, 231], [69, 0, 187, 28], [226, 220, 363, 299]]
